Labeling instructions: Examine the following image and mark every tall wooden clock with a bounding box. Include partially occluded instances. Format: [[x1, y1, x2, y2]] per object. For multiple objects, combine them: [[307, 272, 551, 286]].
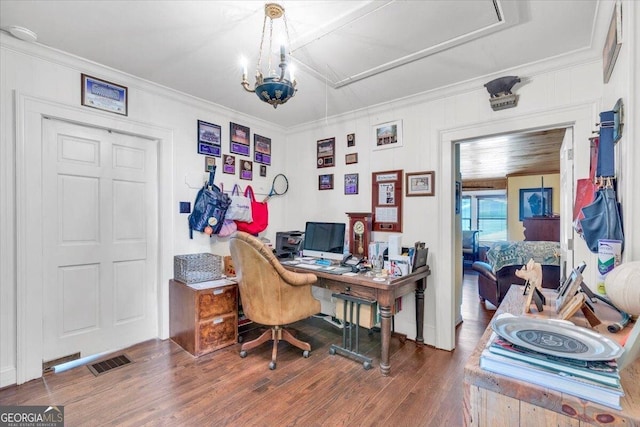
[[346, 212, 372, 259]]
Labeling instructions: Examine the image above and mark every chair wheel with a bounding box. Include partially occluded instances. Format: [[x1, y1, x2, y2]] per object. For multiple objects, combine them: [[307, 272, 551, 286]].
[[329, 347, 336, 355], [303, 350, 310, 358], [240, 350, 247, 358], [363, 361, 372, 370], [238, 335, 244, 343], [269, 361, 276, 370]]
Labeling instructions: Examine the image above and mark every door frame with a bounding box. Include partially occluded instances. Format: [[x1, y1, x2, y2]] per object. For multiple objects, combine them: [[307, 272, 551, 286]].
[[436, 102, 596, 351], [15, 94, 174, 384]]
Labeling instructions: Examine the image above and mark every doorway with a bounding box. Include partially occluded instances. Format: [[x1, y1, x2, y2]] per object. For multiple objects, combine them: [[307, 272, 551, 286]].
[[16, 95, 175, 384], [41, 119, 158, 366]]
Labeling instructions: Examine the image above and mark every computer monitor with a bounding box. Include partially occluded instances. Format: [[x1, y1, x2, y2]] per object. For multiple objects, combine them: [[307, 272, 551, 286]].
[[302, 221, 346, 262]]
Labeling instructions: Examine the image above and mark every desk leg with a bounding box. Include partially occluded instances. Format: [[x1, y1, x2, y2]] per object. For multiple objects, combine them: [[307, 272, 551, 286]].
[[415, 277, 425, 345], [379, 304, 392, 376]]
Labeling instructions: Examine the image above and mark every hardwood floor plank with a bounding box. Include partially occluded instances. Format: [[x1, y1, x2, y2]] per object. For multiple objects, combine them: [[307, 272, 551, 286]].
[[0, 273, 492, 426]]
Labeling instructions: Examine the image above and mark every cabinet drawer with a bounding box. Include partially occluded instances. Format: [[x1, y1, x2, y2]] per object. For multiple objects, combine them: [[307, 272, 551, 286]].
[[197, 313, 238, 355], [197, 285, 237, 319]]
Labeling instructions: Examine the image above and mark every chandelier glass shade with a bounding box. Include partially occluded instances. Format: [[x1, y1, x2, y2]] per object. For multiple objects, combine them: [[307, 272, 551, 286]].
[[241, 3, 297, 108]]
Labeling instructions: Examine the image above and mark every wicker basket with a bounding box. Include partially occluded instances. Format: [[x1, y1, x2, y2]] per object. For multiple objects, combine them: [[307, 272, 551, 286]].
[[174, 253, 223, 284]]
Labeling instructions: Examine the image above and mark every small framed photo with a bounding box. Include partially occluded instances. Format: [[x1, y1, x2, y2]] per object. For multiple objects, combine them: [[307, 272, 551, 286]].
[[603, 1, 622, 84], [230, 122, 250, 156], [204, 156, 216, 173], [373, 120, 402, 150], [406, 171, 434, 197], [319, 174, 334, 190], [345, 153, 358, 165], [81, 74, 128, 116], [344, 173, 358, 195], [240, 160, 253, 180], [223, 154, 236, 175], [254, 134, 271, 165], [519, 187, 553, 220], [347, 133, 356, 147], [197, 120, 222, 156], [260, 164, 267, 177]]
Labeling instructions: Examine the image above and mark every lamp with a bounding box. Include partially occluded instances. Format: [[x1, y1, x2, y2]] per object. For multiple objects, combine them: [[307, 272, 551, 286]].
[[241, 3, 297, 108]]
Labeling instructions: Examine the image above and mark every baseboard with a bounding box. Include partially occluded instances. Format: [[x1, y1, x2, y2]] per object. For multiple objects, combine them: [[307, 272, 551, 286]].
[[1, 366, 17, 389]]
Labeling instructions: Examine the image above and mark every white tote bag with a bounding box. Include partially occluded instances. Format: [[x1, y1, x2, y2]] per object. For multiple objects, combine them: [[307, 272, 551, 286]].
[[225, 184, 253, 222]]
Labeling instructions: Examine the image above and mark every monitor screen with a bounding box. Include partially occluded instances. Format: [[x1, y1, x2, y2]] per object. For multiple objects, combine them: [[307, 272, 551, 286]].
[[302, 221, 346, 261]]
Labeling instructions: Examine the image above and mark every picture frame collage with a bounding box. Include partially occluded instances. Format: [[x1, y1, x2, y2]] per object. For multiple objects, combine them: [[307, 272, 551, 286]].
[[318, 133, 360, 193], [195, 120, 272, 181]]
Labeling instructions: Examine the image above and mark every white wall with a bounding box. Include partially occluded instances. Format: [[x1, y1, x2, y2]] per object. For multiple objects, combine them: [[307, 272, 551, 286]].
[[2, 0, 638, 387], [0, 34, 289, 386]]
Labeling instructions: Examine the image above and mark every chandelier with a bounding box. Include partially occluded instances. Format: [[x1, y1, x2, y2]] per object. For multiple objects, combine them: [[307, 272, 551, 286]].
[[241, 3, 297, 108]]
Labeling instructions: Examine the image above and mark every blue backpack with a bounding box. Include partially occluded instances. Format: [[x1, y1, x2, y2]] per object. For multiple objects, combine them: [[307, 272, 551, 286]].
[[188, 167, 231, 238]]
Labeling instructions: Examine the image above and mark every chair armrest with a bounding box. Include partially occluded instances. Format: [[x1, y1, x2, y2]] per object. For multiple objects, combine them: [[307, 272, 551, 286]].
[[472, 261, 496, 282]]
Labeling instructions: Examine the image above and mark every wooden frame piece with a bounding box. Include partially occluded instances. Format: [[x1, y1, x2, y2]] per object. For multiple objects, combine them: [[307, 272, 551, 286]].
[[406, 171, 435, 197], [371, 169, 403, 232]]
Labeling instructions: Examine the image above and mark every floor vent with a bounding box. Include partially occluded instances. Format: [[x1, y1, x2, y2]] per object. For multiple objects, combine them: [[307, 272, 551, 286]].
[[87, 354, 133, 376]]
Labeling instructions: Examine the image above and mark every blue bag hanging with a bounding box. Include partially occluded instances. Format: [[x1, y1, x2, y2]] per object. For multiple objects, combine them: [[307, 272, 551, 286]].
[[188, 166, 231, 238]]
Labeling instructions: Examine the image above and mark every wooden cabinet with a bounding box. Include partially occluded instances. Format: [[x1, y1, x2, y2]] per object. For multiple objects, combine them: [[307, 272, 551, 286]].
[[523, 216, 560, 241], [169, 279, 238, 356]]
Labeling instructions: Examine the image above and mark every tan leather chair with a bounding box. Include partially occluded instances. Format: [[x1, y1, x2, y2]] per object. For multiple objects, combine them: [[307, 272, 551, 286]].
[[229, 231, 321, 370]]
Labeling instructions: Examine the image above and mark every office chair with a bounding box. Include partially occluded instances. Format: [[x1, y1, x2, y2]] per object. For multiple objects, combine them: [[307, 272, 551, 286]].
[[229, 231, 321, 369]]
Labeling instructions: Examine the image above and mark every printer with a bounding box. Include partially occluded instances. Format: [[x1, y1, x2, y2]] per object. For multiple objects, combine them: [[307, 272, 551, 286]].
[[275, 230, 304, 259]]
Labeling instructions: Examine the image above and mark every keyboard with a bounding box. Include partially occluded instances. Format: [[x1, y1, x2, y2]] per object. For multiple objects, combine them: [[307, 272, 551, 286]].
[[289, 262, 352, 275]]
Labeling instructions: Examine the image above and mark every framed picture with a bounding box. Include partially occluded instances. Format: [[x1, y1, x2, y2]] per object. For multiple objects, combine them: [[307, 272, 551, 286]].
[[603, 1, 622, 84], [519, 187, 553, 220], [344, 173, 359, 195], [240, 160, 253, 180], [347, 133, 356, 147], [230, 122, 250, 156], [405, 171, 435, 197], [254, 134, 271, 165], [317, 137, 335, 168], [197, 120, 222, 156], [319, 174, 334, 190], [222, 154, 236, 174], [204, 156, 216, 173], [371, 169, 403, 232], [81, 74, 127, 116], [345, 153, 358, 165], [260, 164, 267, 177], [373, 120, 403, 150]]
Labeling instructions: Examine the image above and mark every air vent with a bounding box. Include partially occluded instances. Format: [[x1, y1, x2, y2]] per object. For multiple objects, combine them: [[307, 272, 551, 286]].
[[87, 354, 133, 376]]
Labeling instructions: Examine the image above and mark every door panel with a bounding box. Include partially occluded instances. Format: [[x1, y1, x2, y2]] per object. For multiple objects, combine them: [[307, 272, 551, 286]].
[[560, 127, 574, 275], [42, 119, 158, 363]]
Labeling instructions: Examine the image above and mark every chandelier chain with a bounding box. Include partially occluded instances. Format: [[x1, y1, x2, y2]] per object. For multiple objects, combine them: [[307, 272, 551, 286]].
[[257, 14, 268, 72]]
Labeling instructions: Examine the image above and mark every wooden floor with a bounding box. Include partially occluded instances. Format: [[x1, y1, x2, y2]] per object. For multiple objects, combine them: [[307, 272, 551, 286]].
[[0, 272, 493, 426]]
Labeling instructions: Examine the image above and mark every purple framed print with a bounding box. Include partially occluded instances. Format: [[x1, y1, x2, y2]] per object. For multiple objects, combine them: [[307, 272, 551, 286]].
[[223, 154, 236, 175], [345, 173, 359, 195], [240, 159, 253, 180], [254, 134, 272, 165], [230, 122, 250, 156], [197, 120, 222, 157], [319, 174, 334, 190]]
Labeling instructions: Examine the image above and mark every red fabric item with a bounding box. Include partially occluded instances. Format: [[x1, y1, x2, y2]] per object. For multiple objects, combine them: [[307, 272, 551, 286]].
[[235, 186, 268, 235], [573, 137, 599, 233]]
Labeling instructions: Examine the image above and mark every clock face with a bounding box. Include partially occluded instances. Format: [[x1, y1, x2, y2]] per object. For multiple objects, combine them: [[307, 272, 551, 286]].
[[353, 220, 365, 235]]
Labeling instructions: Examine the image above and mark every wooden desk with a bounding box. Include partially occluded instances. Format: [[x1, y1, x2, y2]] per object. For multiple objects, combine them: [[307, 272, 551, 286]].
[[285, 265, 431, 376], [464, 286, 640, 426]]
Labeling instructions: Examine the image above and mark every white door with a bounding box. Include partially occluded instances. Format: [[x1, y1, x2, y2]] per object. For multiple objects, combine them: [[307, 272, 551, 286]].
[[42, 119, 158, 364], [560, 127, 575, 276]]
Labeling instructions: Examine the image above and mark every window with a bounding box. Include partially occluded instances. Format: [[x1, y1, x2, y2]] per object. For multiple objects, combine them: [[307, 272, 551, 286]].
[[461, 191, 507, 242]]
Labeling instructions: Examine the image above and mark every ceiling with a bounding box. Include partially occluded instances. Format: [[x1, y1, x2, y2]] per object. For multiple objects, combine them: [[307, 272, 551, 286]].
[[459, 128, 566, 182], [0, 0, 604, 129]]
